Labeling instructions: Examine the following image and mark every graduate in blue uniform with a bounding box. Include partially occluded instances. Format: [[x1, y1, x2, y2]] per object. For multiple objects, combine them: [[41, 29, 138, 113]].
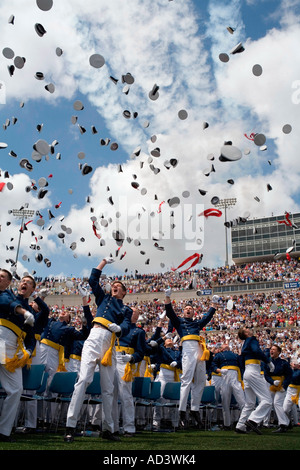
[[65, 257, 132, 443], [283, 356, 300, 428], [113, 307, 148, 436], [164, 290, 221, 428], [14, 276, 50, 433], [0, 269, 36, 440], [211, 343, 245, 429], [235, 327, 274, 434], [263, 344, 293, 432]]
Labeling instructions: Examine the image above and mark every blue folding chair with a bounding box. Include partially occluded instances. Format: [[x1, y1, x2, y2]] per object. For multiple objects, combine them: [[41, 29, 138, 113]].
[[21, 364, 46, 400], [45, 372, 78, 430], [132, 377, 152, 403], [81, 372, 102, 431], [135, 380, 162, 430], [199, 385, 216, 430], [132, 377, 152, 426], [160, 382, 181, 431], [16, 364, 46, 427]]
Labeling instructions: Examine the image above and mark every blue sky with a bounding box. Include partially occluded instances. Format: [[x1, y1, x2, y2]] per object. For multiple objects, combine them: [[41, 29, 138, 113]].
[[0, 0, 299, 280]]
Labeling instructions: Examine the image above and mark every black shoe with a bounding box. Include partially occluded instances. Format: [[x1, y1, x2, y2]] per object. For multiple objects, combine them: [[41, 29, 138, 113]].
[[272, 425, 288, 433], [245, 420, 262, 435], [102, 430, 121, 442], [123, 432, 135, 437], [179, 411, 186, 428], [190, 410, 201, 424], [64, 427, 75, 443], [20, 427, 36, 434], [0, 433, 15, 442], [223, 426, 231, 431], [235, 427, 247, 434]]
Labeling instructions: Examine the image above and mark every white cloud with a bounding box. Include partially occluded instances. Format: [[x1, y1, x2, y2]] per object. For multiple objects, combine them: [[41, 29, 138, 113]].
[[0, 0, 299, 278]]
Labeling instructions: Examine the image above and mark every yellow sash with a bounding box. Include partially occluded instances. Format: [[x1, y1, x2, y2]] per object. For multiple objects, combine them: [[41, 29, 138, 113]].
[[69, 354, 81, 361], [93, 317, 119, 367], [181, 334, 210, 361], [116, 346, 134, 354], [245, 359, 261, 365], [116, 346, 136, 382], [40, 338, 67, 372], [160, 363, 181, 382], [143, 356, 153, 379], [270, 375, 284, 393], [0, 319, 31, 372], [221, 365, 244, 389], [290, 384, 300, 404]]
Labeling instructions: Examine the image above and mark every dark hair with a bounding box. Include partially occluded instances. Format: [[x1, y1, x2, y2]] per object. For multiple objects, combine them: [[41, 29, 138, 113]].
[[272, 344, 282, 354], [0, 269, 12, 281], [237, 328, 247, 340]]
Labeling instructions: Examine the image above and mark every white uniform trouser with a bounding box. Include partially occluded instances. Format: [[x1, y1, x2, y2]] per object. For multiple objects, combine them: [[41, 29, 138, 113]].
[[283, 386, 300, 419], [211, 374, 223, 422], [0, 326, 23, 436], [153, 367, 180, 427], [113, 355, 136, 433], [264, 387, 289, 426], [23, 341, 42, 428], [220, 369, 245, 427], [40, 342, 60, 422], [66, 327, 117, 433], [180, 340, 206, 412], [67, 358, 81, 373], [236, 364, 272, 430]]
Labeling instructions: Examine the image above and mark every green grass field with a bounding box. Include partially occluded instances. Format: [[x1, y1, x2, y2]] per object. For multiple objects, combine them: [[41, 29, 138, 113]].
[[1, 426, 299, 453]]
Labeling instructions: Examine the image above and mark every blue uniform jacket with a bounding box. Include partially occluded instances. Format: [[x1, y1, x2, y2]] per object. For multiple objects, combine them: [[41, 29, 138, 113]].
[[118, 323, 148, 363], [289, 369, 300, 386], [89, 268, 132, 337], [16, 294, 50, 336], [0, 289, 36, 353], [211, 350, 244, 375], [65, 340, 84, 361], [263, 357, 293, 389], [41, 304, 93, 348], [165, 302, 216, 338], [156, 344, 182, 370], [240, 336, 270, 366]]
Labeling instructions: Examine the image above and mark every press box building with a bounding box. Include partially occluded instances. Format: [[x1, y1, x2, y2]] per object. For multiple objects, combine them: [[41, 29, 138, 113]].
[[231, 212, 300, 265]]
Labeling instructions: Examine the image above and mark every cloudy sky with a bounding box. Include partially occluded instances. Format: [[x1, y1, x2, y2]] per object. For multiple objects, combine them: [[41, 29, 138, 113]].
[[0, 0, 299, 280]]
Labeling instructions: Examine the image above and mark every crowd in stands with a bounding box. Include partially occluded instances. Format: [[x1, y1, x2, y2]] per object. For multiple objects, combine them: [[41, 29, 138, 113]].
[[19, 258, 300, 295], [22, 258, 300, 364]]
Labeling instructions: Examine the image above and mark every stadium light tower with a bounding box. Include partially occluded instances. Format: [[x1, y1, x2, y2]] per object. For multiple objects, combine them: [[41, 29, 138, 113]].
[[11, 204, 35, 271], [215, 198, 237, 266]]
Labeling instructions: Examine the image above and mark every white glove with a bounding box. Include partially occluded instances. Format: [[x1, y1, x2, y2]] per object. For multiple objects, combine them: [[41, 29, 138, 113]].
[[24, 311, 35, 327], [121, 354, 133, 363], [149, 340, 158, 347], [39, 288, 50, 298], [159, 310, 166, 319], [165, 288, 172, 297], [170, 361, 177, 367], [108, 323, 121, 334], [165, 332, 173, 339], [212, 295, 220, 304], [268, 362, 275, 373], [104, 257, 114, 264], [221, 369, 228, 375], [273, 380, 280, 387], [150, 364, 156, 370], [78, 284, 89, 298]]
